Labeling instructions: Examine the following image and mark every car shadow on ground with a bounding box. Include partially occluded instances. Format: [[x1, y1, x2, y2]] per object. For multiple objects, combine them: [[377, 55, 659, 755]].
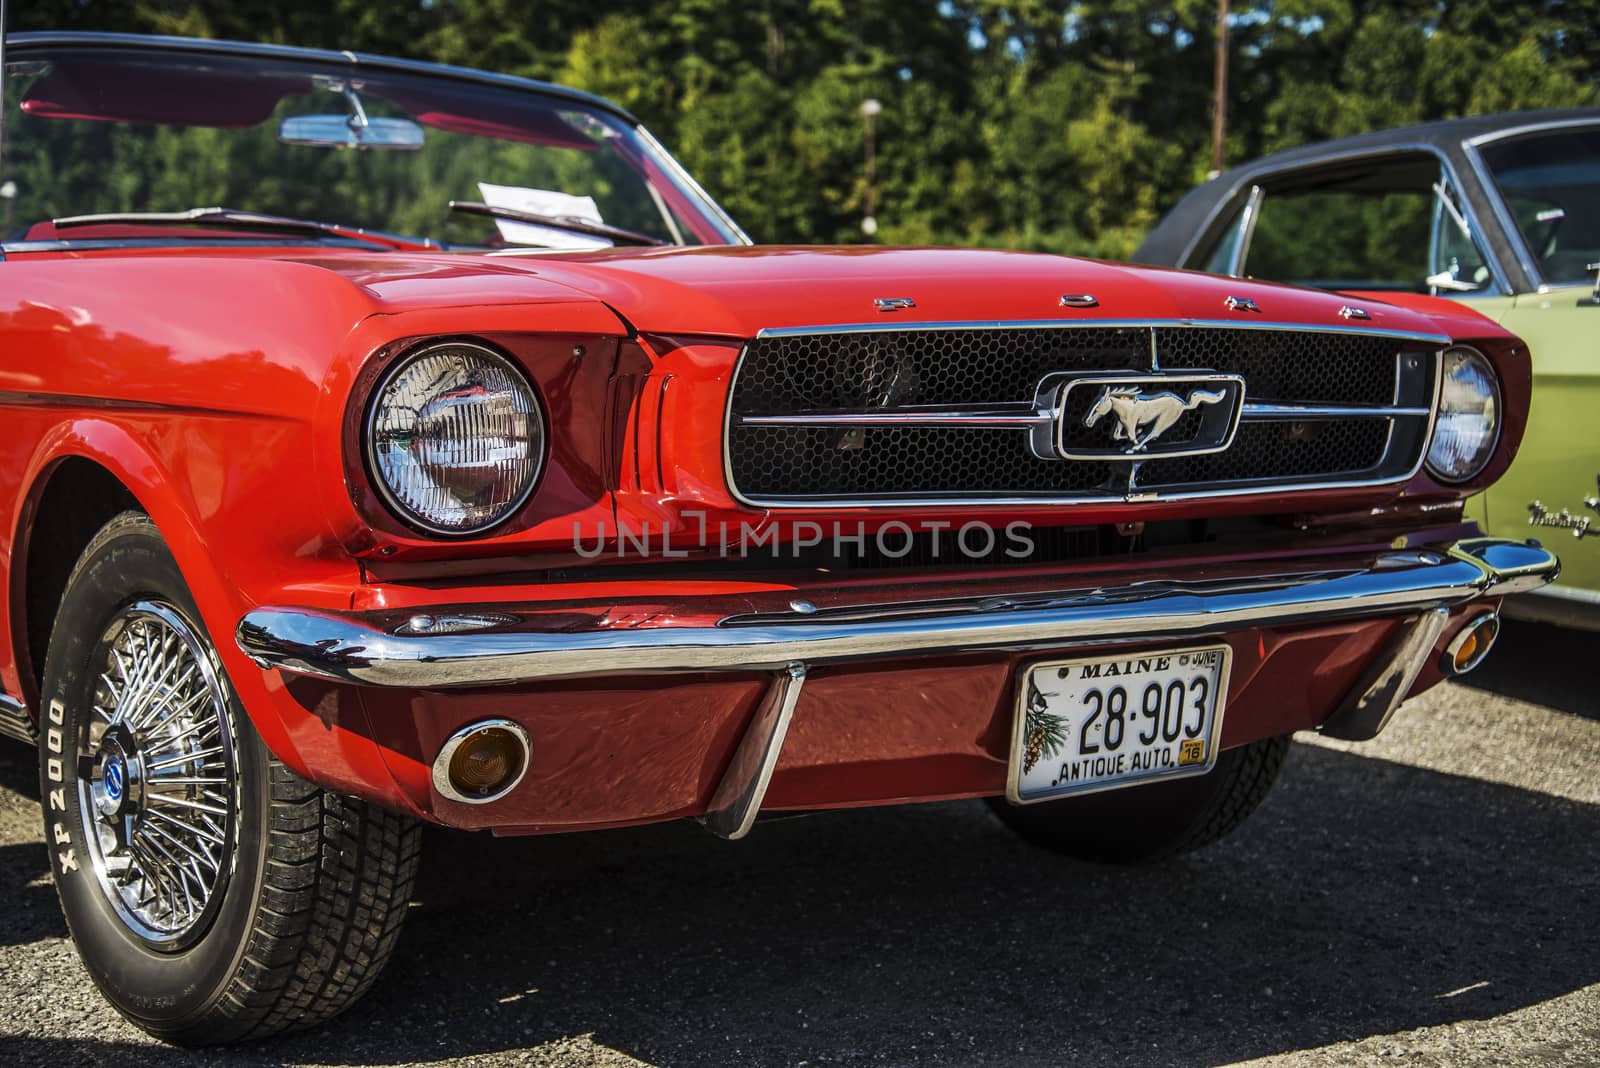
[[1, 712, 1595, 1067], [0, 838, 63, 950], [1456, 617, 1597, 722]]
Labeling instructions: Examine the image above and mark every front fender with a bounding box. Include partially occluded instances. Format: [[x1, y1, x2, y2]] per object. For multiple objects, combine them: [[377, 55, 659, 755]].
[[9, 418, 419, 811]]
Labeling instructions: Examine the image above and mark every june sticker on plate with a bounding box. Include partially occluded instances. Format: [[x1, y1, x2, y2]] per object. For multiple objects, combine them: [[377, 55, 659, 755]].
[[1007, 644, 1232, 803]]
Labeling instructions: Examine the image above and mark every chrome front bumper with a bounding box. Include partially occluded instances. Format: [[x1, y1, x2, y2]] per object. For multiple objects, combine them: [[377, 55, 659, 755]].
[[236, 537, 1555, 840], [237, 538, 1555, 690]]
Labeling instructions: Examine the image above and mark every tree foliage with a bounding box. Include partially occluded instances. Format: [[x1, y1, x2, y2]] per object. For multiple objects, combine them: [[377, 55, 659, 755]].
[[13, 0, 1600, 256]]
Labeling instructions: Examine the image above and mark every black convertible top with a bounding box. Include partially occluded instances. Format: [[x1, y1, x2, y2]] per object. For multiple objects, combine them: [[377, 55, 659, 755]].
[[1134, 108, 1600, 282]]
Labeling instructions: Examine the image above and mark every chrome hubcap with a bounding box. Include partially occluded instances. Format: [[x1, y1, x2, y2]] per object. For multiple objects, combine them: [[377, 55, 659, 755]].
[[77, 601, 239, 948]]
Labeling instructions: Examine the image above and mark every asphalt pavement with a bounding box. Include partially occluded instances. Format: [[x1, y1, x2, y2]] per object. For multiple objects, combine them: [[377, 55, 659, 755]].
[[0, 618, 1595, 1067]]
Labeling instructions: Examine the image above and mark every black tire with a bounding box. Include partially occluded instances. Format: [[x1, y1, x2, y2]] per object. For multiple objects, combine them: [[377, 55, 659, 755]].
[[38, 511, 422, 1044], [987, 735, 1289, 865]]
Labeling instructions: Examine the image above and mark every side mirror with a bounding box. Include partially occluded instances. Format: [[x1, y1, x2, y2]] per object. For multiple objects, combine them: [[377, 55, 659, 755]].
[[279, 114, 425, 150], [1425, 270, 1482, 294]]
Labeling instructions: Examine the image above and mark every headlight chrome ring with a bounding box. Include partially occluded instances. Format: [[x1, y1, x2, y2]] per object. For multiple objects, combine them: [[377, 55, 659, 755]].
[[1425, 345, 1501, 484], [365, 340, 545, 536]]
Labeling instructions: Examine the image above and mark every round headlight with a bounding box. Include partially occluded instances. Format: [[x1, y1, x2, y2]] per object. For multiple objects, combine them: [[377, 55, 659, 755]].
[[1425, 346, 1500, 483], [366, 341, 544, 535]]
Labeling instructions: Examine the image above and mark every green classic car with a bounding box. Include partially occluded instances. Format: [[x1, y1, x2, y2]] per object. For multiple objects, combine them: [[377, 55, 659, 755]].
[[1137, 109, 1600, 627]]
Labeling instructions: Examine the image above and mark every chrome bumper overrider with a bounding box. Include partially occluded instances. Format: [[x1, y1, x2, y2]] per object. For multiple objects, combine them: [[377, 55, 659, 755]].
[[237, 538, 1555, 690]]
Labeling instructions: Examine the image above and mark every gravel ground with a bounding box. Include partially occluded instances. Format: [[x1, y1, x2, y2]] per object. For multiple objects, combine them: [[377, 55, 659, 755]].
[[0, 618, 1594, 1067]]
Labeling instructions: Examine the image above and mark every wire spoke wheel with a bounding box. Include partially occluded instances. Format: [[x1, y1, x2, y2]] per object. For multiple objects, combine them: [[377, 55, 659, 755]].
[[76, 600, 239, 949], [43, 512, 421, 1042]]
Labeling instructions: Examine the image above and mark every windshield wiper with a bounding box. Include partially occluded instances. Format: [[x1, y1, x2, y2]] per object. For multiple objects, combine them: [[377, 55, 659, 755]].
[[50, 207, 441, 251], [448, 200, 666, 247]]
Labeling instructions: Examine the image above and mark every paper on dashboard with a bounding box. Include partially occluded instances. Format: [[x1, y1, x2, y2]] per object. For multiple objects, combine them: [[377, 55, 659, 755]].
[[477, 182, 612, 249]]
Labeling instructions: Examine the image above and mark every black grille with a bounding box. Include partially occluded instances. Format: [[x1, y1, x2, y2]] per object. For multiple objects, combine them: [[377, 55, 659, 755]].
[[731, 327, 1151, 411], [729, 425, 1116, 497], [1136, 420, 1391, 487], [1155, 327, 1396, 405], [727, 325, 1432, 504]]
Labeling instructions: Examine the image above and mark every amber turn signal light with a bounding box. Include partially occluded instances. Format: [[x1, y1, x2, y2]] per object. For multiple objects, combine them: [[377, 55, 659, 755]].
[[1441, 613, 1500, 677], [431, 720, 531, 804]]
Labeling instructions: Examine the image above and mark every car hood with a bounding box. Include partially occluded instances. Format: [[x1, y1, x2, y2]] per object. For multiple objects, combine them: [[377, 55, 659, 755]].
[[295, 245, 1470, 341]]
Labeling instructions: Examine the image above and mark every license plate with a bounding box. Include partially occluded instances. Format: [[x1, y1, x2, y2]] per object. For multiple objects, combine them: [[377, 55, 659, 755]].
[[1007, 644, 1232, 803]]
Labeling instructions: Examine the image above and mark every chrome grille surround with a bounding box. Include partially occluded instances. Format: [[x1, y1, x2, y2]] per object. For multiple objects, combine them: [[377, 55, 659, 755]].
[[724, 320, 1445, 508]]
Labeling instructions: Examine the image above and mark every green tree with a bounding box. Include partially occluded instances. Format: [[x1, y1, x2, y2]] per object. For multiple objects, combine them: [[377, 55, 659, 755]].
[[10, 0, 1600, 255]]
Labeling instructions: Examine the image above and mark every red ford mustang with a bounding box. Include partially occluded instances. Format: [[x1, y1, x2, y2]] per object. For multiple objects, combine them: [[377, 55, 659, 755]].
[[0, 32, 1557, 1043]]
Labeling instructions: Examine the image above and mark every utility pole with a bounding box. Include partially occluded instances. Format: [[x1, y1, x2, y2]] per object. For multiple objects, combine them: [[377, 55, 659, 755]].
[[0, 0, 8, 172], [861, 98, 881, 238], [1211, 0, 1229, 175]]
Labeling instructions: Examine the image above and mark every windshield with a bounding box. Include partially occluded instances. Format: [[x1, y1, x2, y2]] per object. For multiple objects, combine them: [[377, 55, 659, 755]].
[[0, 44, 744, 250], [1477, 126, 1600, 288]]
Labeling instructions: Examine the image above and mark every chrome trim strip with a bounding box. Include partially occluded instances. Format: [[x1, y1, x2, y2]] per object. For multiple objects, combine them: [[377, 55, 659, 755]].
[[1240, 403, 1430, 420], [732, 402, 1420, 428], [0, 6, 8, 203], [235, 538, 1558, 690], [751, 319, 1452, 345], [699, 663, 806, 840], [736, 409, 1049, 428], [723, 466, 1434, 512], [6, 31, 641, 122], [633, 124, 754, 246], [1227, 185, 1264, 276], [431, 719, 532, 805], [1461, 141, 1541, 291], [734, 401, 1427, 428], [1538, 280, 1600, 295], [1462, 116, 1600, 148], [0, 694, 34, 745], [1319, 606, 1451, 740]]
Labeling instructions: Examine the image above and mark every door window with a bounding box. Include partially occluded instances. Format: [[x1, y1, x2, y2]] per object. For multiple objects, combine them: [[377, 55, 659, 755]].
[[1477, 126, 1600, 288], [1188, 153, 1500, 295]]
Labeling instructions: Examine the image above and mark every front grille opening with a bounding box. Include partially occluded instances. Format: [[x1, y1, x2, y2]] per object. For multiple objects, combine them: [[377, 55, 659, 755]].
[[1136, 420, 1391, 487], [727, 325, 1431, 504], [728, 424, 1116, 498], [1155, 327, 1397, 405], [731, 327, 1153, 412]]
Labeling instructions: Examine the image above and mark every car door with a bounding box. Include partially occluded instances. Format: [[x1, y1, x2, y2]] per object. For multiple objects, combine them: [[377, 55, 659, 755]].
[[1469, 125, 1600, 608]]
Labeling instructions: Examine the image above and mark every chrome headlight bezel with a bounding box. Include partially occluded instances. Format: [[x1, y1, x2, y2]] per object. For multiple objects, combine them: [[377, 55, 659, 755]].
[[1424, 345, 1502, 485], [363, 339, 546, 537]]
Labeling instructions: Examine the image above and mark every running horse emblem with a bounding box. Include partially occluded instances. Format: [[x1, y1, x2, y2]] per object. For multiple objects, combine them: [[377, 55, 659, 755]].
[[1084, 386, 1229, 452]]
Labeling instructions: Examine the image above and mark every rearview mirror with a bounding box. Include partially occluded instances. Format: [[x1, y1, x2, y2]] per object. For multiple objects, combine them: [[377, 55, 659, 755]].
[[279, 114, 425, 150]]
